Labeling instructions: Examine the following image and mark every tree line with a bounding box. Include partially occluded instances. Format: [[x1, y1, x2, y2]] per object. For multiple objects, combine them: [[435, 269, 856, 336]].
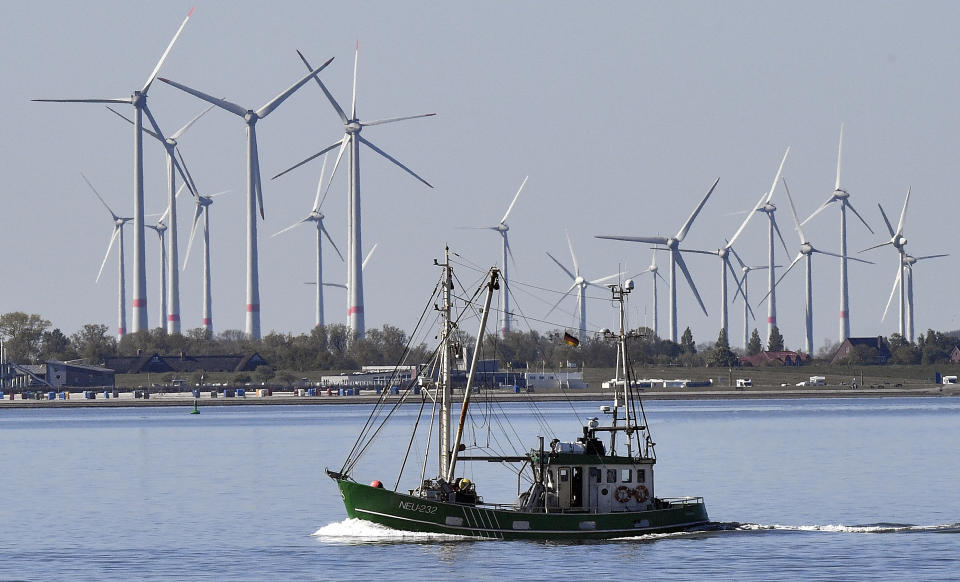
[[1, 310, 957, 372]]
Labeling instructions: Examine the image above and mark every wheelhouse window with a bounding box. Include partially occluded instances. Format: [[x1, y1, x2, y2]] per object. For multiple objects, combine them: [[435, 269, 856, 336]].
[[621, 469, 632, 483], [606, 469, 617, 483], [637, 469, 646, 483], [559, 468, 569, 482], [589, 467, 601, 483]]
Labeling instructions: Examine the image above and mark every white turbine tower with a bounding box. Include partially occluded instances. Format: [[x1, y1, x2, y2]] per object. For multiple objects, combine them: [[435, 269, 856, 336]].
[[35, 9, 194, 334], [764, 178, 872, 355], [107, 105, 213, 334], [272, 156, 344, 328], [82, 173, 132, 341], [596, 178, 718, 343], [273, 47, 435, 340], [159, 57, 335, 340], [545, 231, 620, 341], [802, 124, 874, 342], [320, 244, 378, 305], [179, 153, 228, 336]]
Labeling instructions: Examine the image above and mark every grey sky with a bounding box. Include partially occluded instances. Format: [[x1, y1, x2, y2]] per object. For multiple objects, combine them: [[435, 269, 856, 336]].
[[3, 1, 958, 351]]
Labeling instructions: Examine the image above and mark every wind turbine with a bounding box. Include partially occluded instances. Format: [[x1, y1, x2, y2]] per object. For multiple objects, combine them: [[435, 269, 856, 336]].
[[82, 173, 132, 341], [158, 56, 335, 340], [596, 178, 718, 343], [272, 156, 344, 328], [864, 189, 912, 339], [179, 152, 228, 336], [632, 251, 665, 338], [900, 252, 949, 342], [729, 247, 765, 350], [545, 231, 620, 341], [763, 178, 872, 355], [483, 177, 529, 335], [319, 245, 379, 313], [35, 9, 194, 334], [146, 206, 171, 330], [107, 104, 213, 334], [739, 148, 791, 343], [802, 124, 874, 341], [273, 46, 435, 340]]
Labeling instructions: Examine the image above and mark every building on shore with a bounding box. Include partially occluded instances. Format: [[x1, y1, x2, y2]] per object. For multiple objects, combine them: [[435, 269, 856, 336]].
[[830, 337, 892, 365], [1, 360, 115, 390], [739, 351, 811, 367], [103, 352, 269, 374]]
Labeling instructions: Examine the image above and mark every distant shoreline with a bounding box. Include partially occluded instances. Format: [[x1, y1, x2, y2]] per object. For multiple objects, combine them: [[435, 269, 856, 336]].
[[3, 385, 958, 408]]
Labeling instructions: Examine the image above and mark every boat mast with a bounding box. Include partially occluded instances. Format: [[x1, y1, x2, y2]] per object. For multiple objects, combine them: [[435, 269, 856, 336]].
[[446, 267, 500, 483], [439, 247, 453, 479]]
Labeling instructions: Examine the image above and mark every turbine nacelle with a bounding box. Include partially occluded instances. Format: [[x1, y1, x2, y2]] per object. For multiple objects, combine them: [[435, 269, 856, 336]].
[[833, 188, 849, 201], [893, 235, 907, 249], [799, 242, 813, 255], [346, 121, 362, 133]]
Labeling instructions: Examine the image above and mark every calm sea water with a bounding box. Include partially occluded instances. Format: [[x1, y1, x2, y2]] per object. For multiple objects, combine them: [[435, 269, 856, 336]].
[[1, 397, 958, 581]]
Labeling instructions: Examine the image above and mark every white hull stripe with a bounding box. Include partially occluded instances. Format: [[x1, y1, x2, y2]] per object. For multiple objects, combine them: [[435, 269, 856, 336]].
[[355, 508, 705, 536]]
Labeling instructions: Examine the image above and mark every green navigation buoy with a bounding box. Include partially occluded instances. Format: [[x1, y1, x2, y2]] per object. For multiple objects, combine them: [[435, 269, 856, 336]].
[[190, 398, 200, 414]]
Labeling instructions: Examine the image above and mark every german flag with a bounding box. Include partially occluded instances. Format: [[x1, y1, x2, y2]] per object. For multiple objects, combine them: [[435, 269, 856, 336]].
[[563, 332, 580, 347]]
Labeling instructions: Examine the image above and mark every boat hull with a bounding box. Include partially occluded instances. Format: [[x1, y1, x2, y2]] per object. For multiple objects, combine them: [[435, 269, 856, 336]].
[[335, 478, 709, 540]]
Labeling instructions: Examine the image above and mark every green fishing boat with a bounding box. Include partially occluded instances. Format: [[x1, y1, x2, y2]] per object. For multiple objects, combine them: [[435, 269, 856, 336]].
[[327, 249, 708, 540]]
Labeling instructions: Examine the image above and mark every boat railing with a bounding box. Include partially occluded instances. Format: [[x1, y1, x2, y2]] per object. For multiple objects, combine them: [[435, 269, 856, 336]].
[[660, 496, 704, 507]]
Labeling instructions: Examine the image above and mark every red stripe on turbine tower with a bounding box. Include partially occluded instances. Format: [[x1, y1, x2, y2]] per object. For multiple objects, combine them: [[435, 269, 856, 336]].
[[246, 304, 260, 312], [202, 318, 212, 325], [347, 306, 364, 315], [133, 299, 146, 307], [168, 314, 180, 321]]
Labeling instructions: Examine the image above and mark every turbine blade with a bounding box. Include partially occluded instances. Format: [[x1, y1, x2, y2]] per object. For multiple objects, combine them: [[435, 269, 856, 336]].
[[80, 172, 118, 219], [546, 251, 575, 281], [296, 49, 349, 123], [780, 177, 805, 242], [674, 252, 708, 316], [726, 257, 748, 307], [362, 243, 378, 271], [835, 123, 844, 191], [142, 7, 194, 93], [33, 97, 131, 104], [895, 186, 911, 235], [876, 203, 895, 238], [726, 189, 768, 249], [271, 140, 342, 180], [588, 272, 622, 286], [844, 200, 874, 234], [729, 245, 747, 269], [141, 103, 169, 143], [271, 217, 309, 238], [771, 215, 790, 256], [757, 254, 801, 307], [182, 204, 203, 271], [318, 137, 349, 207], [256, 57, 334, 118], [169, 104, 215, 140], [505, 235, 516, 266], [312, 155, 329, 211], [500, 176, 529, 225], [97, 227, 121, 282], [251, 135, 264, 219], [358, 135, 433, 188], [158, 77, 247, 117], [913, 253, 949, 261], [106, 105, 160, 141], [363, 113, 437, 127], [800, 194, 838, 227], [351, 41, 358, 119], [595, 235, 669, 245], [676, 177, 719, 241], [545, 284, 577, 319], [565, 229, 579, 275], [175, 148, 200, 199], [324, 282, 347, 290], [320, 223, 344, 261], [881, 265, 901, 322], [860, 241, 892, 253], [765, 147, 790, 204]]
